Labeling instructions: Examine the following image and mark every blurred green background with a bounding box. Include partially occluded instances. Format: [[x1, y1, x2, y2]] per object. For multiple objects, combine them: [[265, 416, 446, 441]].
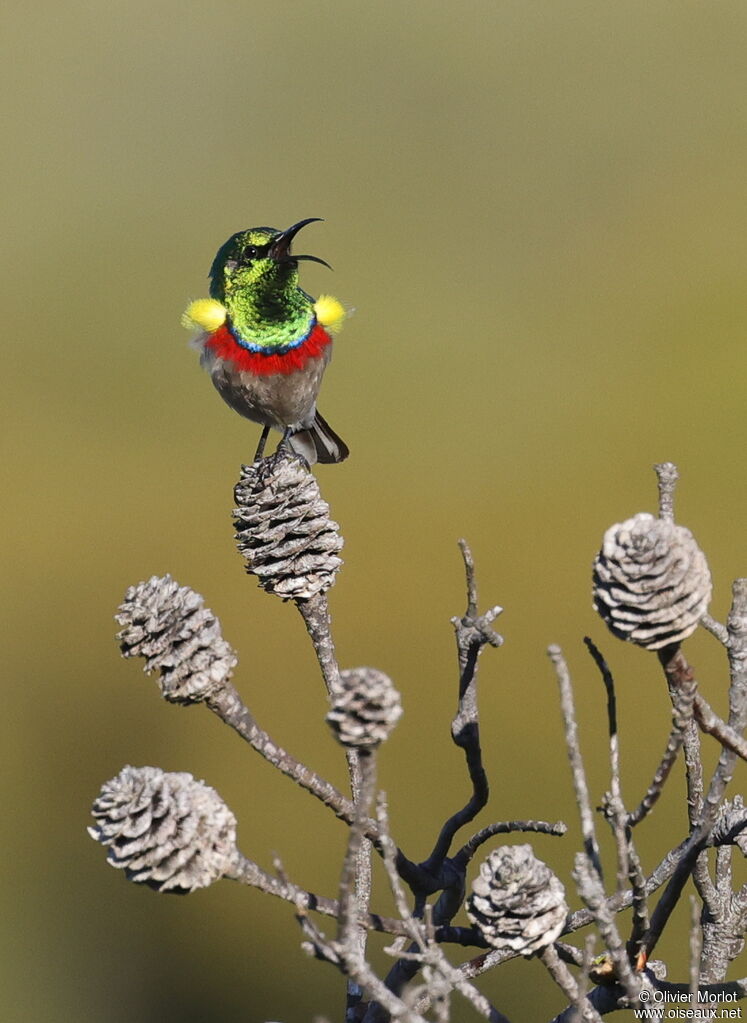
[[3, 1, 747, 1020]]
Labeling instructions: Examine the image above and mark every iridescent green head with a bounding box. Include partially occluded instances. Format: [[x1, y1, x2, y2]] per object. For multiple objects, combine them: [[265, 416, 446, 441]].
[[208, 218, 331, 305]]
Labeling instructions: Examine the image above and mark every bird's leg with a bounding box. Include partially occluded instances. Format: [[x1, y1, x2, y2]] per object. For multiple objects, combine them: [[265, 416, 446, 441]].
[[279, 427, 294, 452], [253, 425, 271, 462]]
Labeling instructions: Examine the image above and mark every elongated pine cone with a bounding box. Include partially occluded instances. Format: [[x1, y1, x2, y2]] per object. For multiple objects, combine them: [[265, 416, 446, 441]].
[[88, 765, 238, 893], [466, 844, 568, 956], [234, 451, 343, 601], [116, 575, 237, 703], [592, 512, 711, 650], [326, 667, 403, 749]]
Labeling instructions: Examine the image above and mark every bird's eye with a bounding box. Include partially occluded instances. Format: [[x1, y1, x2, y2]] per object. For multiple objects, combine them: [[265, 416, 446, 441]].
[[244, 245, 258, 260]]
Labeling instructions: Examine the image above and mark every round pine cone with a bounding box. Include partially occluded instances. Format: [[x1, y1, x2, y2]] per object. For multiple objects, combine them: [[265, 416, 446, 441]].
[[326, 667, 403, 749], [467, 845, 568, 956], [592, 513, 711, 651], [233, 451, 344, 601], [88, 765, 238, 893], [116, 575, 237, 703]]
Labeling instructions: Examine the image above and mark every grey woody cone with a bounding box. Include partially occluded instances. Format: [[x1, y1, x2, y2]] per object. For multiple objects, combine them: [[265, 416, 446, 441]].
[[88, 765, 238, 893], [326, 667, 403, 749], [466, 844, 568, 956], [116, 575, 237, 704], [233, 451, 343, 601], [592, 513, 712, 651]]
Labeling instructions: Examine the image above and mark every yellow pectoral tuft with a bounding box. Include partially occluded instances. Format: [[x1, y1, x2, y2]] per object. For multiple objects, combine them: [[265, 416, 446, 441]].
[[181, 298, 227, 333], [314, 294, 346, 334]]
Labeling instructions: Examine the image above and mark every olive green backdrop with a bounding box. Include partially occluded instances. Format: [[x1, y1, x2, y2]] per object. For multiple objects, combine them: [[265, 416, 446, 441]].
[[3, 2, 747, 1021]]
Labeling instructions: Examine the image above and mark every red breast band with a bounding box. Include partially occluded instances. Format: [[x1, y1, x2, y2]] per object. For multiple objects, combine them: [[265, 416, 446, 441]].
[[205, 322, 332, 376]]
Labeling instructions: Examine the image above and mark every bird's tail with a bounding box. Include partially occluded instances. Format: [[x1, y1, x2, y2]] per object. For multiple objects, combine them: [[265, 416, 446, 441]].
[[289, 411, 349, 465]]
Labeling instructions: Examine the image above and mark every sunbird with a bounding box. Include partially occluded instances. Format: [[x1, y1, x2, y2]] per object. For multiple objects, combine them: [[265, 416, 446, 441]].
[[182, 218, 349, 465]]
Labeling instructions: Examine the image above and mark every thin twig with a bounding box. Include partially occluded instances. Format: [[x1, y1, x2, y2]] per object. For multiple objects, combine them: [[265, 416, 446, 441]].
[[206, 682, 363, 828], [689, 895, 702, 1005], [725, 579, 747, 723], [539, 943, 604, 1023], [693, 693, 747, 761], [573, 853, 641, 1005], [624, 677, 695, 827], [573, 936, 598, 1022], [583, 639, 620, 800], [453, 819, 566, 868], [208, 683, 430, 889], [583, 639, 651, 951], [292, 874, 432, 1023], [654, 461, 678, 521], [584, 638, 631, 902], [225, 853, 410, 935], [338, 752, 378, 949], [377, 795, 428, 946], [659, 645, 715, 907], [624, 844, 651, 958], [549, 645, 603, 879], [423, 541, 502, 873], [338, 751, 379, 1021], [366, 797, 431, 1023], [404, 939, 512, 1022], [701, 613, 730, 647]]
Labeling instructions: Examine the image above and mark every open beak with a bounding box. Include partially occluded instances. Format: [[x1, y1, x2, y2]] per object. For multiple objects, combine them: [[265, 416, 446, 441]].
[[268, 217, 332, 269]]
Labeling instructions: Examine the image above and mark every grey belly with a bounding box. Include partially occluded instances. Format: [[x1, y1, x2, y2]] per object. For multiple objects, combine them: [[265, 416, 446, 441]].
[[209, 354, 329, 429]]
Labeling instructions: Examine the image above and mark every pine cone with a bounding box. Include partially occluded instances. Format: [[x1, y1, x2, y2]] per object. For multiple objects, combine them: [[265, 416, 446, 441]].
[[88, 765, 238, 893], [234, 451, 343, 601], [326, 667, 403, 749], [592, 513, 711, 650], [116, 575, 237, 704], [466, 845, 568, 956]]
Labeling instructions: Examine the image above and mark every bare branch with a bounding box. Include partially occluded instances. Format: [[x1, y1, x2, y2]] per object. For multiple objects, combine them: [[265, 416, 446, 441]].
[[584, 637, 636, 922], [700, 613, 730, 647], [658, 645, 715, 907], [454, 819, 567, 868], [573, 853, 641, 1005], [654, 461, 679, 522], [689, 895, 702, 1004], [639, 584, 747, 967], [625, 673, 695, 827], [296, 592, 343, 698], [693, 693, 747, 761], [206, 682, 363, 825], [423, 541, 503, 871], [549, 645, 603, 879], [582, 639, 650, 954], [226, 853, 410, 936], [725, 579, 747, 721], [539, 943, 604, 1023], [296, 590, 375, 1012], [337, 753, 378, 952]]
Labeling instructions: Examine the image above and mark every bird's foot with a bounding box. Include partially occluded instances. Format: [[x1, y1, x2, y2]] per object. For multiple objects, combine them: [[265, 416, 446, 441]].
[[252, 425, 271, 463]]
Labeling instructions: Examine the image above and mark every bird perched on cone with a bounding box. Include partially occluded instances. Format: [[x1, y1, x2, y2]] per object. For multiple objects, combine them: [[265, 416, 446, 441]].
[[182, 217, 349, 465]]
